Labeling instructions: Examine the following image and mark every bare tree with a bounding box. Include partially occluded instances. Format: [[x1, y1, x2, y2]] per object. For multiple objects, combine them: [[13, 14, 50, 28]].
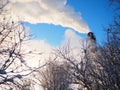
[[36, 60, 71, 90], [109, 0, 120, 10], [55, 41, 95, 90], [93, 18, 120, 89], [0, 2, 38, 90], [55, 27, 120, 90], [0, 17, 31, 89]]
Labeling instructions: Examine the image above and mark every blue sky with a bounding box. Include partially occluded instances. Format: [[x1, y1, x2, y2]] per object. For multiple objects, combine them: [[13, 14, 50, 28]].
[[23, 0, 114, 46], [67, 0, 114, 43]]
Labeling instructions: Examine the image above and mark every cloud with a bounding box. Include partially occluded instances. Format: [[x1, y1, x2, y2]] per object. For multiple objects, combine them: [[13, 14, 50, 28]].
[[4, 0, 90, 33], [22, 40, 53, 67]]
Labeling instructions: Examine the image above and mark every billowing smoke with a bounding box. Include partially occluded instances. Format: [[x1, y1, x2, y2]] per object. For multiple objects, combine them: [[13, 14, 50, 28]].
[[3, 0, 90, 33]]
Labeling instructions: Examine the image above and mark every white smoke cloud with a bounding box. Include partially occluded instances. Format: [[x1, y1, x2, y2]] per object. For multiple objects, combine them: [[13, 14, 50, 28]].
[[62, 29, 85, 62], [4, 0, 90, 33]]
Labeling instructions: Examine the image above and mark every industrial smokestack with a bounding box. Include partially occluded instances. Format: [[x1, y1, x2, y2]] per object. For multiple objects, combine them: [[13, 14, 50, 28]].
[[87, 32, 97, 53]]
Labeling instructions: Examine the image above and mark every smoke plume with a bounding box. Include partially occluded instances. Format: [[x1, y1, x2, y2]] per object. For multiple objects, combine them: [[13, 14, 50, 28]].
[[3, 0, 90, 33]]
